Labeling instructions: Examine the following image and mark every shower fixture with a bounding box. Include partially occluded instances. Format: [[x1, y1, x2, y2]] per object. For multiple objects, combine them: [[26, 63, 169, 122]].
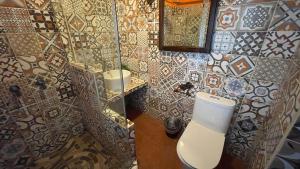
[[9, 85, 22, 97], [35, 78, 47, 90]]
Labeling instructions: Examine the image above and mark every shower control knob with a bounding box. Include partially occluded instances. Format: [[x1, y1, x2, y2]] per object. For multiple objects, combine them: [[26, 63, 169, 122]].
[[35, 78, 47, 90], [9, 85, 22, 97]]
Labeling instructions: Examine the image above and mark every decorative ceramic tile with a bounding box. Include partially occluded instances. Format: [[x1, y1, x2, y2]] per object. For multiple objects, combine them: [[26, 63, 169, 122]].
[[265, 115, 283, 161], [260, 31, 300, 59], [160, 63, 174, 78], [11, 106, 54, 157], [0, 120, 32, 169], [269, 0, 300, 31], [0, 57, 24, 82], [45, 51, 68, 71], [237, 99, 270, 128], [172, 53, 188, 67], [81, 0, 96, 15], [218, 0, 246, 6], [248, 148, 266, 169], [252, 57, 290, 83], [207, 53, 232, 74], [123, 16, 138, 32], [85, 15, 113, 33], [148, 31, 159, 47], [212, 31, 235, 54], [157, 78, 181, 105], [232, 32, 266, 56], [68, 13, 87, 32], [216, 7, 240, 31], [52, 10, 68, 32], [93, 32, 115, 48], [37, 33, 65, 54], [0, 0, 26, 8], [136, 16, 148, 31], [33, 133, 109, 169], [29, 10, 58, 32], [94, 0, 111, 16], [85, 33, 100, 49], [137, 31, 148, 47], [71, 67, 135, 167], [133, 47, 148, 61], [0, 34, 13, 58], [7, 33, 42, 56], [239, 3, 275, 31], [187, 53, 208, 72], [147, 46, 159, 63], [227, 124, 256, 156], [0, 78, 41, 111], [204, 73, 225, 95], [236, 118, 258, 133], [245, 80, 280, 103], [51, 65, 72, 88], [45, 105, 82, 133], [25, 0, 52, 10], [228, 55, 256, 77], [60, 0, 74, 16], [71, 32, 88, 49], [0, 7, 34, 33], [26, 71, 56, 92], [189, 70, 204, 84], [16, 54, 49, 77], [173, 64, 188, 82], [223, 76, 248, 97], [280, 74, 300, 133], [128, 32, 137, 45]]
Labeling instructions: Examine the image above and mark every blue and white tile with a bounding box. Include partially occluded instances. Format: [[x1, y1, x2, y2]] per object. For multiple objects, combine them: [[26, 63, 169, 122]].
[[212, 31, 235, 54]]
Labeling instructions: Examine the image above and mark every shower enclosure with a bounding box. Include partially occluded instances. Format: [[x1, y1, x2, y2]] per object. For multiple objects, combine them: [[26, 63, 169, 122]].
[[52, 0, 136, 168]]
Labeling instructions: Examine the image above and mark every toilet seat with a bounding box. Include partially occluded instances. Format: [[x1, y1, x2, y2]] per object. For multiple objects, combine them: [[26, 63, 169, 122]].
[[177, 120, 225, 169]]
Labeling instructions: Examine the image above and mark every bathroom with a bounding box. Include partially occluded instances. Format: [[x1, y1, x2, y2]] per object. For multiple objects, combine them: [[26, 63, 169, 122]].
[[0, 0, 299, 169]]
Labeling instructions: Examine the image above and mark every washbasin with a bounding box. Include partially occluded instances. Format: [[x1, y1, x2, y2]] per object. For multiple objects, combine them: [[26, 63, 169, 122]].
[[103, 69, 131, 92]]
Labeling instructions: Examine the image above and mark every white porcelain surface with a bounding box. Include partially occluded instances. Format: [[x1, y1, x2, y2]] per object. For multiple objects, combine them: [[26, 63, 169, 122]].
[[177, 121, 225, 169], [103, 69, 131, 92], [176, 92, 236, 169], [192, 92, 236, 133]]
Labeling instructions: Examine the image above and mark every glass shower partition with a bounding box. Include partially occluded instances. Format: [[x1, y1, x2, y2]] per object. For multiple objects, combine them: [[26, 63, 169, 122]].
[[52, 0, 135, 168]]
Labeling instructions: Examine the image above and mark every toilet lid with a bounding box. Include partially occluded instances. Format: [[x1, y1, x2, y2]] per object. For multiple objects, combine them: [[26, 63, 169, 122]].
[[177, 120, 225, 169]]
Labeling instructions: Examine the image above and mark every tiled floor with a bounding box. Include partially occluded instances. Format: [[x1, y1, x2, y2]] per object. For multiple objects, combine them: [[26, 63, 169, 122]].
[[31, 133, 116, 169], [129, 109, 246, 169], [30, 109, 245, 169]]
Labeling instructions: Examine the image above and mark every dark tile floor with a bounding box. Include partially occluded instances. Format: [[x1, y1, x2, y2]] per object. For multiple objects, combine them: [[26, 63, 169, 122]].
[[128, 109, 246, 169]]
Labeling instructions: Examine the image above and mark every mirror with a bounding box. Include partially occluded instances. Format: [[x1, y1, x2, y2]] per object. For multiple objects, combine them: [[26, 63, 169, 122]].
[[159, 0, 217, 53]]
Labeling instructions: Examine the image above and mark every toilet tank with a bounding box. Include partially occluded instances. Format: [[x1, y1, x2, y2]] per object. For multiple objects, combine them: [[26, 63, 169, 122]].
[[192, 92, 236, 134]]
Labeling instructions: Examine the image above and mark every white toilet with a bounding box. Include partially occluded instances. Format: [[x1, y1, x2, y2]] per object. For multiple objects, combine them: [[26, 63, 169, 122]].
[[177, 92, 236, 169]]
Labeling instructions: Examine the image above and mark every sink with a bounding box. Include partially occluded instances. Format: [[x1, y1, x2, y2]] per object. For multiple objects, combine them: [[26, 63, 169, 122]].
[[103, 69, 131, 92]]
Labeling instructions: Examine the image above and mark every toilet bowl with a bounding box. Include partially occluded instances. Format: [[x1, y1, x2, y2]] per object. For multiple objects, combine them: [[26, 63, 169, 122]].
[[177, 92, 236, 169]]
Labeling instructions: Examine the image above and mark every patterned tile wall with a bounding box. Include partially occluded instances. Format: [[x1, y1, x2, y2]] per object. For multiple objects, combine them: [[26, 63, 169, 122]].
[[70, 65, 135, 169], [246, 60, 300, 169], [52, 0, 120, 71], [115, 0, 300, 167], [0, 0, 84, 168], [51, 0, 136, 167]]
